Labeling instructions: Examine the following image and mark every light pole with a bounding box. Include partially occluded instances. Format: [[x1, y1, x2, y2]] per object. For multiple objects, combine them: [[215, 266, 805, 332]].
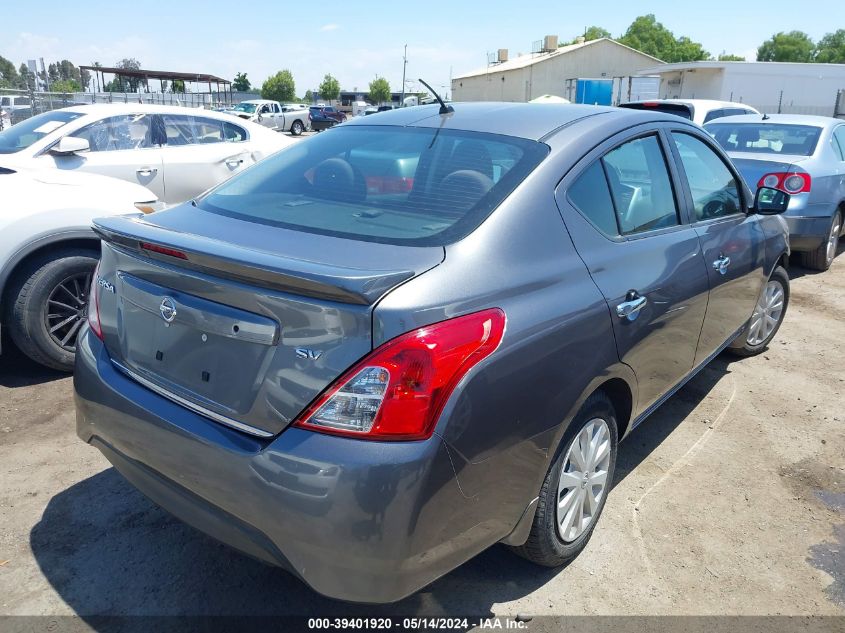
[[400, 44, 407, 107]]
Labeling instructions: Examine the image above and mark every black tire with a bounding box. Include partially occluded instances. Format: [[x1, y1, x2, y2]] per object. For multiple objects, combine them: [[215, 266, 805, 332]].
[[5, 249, 98, 371], [728, 265, 789, 358], [511, 391, 618, 567], [291, 120, 304, 136], [800, 210, 841, 272]]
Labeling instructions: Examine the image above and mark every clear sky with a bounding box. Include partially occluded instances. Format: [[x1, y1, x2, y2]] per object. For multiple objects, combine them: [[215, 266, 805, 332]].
[[2, 0, 842, 97]]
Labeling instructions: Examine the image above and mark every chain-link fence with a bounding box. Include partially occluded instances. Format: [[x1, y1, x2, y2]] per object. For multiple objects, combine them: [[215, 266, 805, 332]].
[[0, 88, 233, 130]]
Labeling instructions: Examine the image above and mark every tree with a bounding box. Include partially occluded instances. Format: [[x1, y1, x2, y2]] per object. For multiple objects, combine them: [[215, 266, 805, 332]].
[[303, 89, 314, 102], [368, 76, 391, 105], [815, 29, 845, 64], [717, 53, 746, 61], [232, 72, 251, 91], [171, 79, 185, 93], [0, 55, 20, 88], [261, 69, 296, 102], [619, 14, 709, 62], [19, 63, 34, 90], [566, 26, 611, 44], [52, 79, 82, 93], [757, 31, 815, 62], [318, 73, 340, 102], [111, 58, 145, 92]]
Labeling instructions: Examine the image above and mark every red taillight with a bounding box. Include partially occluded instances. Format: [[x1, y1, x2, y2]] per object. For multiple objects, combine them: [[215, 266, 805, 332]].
[[293, 309, 507, 441], [757, 172, 811, 194], [365, 175, 414, 194], [140, 241, 188, 260], [87, 260, 104, 340]]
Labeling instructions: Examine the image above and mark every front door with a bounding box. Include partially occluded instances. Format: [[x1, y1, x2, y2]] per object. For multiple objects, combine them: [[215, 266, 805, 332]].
[[560, 130, 710, 415], [667, 131, 766, 364]]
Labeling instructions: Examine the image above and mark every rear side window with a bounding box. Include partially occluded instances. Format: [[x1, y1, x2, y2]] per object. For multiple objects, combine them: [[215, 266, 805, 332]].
[[832, 126, 845, 161], [705, 123, 822, 156], [702, 109, 725, 124], [199, 126, 548, 246], [568, 135, 679, 236]]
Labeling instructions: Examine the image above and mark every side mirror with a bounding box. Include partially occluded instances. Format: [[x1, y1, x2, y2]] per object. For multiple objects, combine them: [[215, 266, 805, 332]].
[[753, 186, 789, 215], [50, 136, 90, 155]]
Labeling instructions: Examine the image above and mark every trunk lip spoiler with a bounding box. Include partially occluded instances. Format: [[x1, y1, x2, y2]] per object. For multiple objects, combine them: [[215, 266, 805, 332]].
[[92, 221, 419, 306]]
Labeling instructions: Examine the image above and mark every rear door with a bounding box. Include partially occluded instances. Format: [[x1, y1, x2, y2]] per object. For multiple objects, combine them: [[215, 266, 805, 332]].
[[159, 113, 251, 204], [667, 129, 766, 363], [37, 113, 166, 199], [558, 126, 710, 415]]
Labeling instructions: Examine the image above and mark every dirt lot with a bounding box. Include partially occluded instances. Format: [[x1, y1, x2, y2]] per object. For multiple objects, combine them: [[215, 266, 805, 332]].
[[0, 251, 843, 622]]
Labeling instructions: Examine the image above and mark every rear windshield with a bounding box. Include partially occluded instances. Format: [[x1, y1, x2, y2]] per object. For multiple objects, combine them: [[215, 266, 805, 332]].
[[0, 110, 84, 154], [705, 123, 822, 156], [618, 102, 693, 120], [199, 125, 548, 246]]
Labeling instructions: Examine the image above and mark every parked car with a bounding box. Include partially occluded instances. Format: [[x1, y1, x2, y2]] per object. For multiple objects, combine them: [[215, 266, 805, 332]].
[[619, 99, 760, 125], [362, 106, 379, 116], [0, 94, 33, 118], [705, 114, 845, 271], [228, 99, 310, 135], [0, 104, 292, 206], [76, 103, 791, 603], [308, 106, 338, 131], [310, 105, 347, 123], [0, 165, 157, 370]]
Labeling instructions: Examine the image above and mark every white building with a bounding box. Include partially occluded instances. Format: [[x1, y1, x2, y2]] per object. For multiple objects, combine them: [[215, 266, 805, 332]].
[[639, 61, 845, 116], [452, 37, 663, 104]]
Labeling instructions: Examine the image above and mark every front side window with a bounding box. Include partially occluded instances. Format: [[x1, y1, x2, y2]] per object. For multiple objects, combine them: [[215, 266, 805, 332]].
[[705, 123, 823, 156], [672, 133, 741, 221], [70, 114, 152, 152], [198, 126, 548, 246], [833, 127, 845, 161], [602, 135, 679, 235], [0, 110, 84, 154]]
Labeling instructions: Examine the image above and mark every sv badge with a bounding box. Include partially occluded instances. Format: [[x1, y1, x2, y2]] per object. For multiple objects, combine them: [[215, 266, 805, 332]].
[[295, 348, 322, 361]]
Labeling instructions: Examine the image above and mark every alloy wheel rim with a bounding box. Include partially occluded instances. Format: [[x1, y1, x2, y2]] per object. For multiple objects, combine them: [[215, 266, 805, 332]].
[[826, 217, 841, 265], [44, 271, 91, 352], [557, 418, 611, 543], [746, 280, 785, 346]]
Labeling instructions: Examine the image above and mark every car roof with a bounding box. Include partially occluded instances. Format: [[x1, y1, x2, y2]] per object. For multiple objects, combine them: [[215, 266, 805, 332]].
[[704, 113, 841, 128], [342, 102, 682, 141]]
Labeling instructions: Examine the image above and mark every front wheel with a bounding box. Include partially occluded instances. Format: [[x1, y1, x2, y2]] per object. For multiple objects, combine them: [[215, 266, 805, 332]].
[[729, 265, 789, 357], [512, 391, 618, 567], [6, 250, 99, 371], [290, 120, 304, 136]]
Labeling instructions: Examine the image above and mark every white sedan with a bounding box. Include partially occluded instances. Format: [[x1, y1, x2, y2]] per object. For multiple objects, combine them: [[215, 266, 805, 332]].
[[0, 104, 294, 206], [0, 165, 157, 371]]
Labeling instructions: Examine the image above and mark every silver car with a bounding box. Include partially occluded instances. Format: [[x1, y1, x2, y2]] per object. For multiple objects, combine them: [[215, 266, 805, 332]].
[[705, 114, 845, 271]]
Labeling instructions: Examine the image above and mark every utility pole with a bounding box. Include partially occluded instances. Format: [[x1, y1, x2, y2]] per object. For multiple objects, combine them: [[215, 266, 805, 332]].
[[400, 44, 407, 107]]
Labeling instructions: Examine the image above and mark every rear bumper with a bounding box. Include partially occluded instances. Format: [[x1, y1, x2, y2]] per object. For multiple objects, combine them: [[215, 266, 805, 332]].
[[74, 327, 476, 603], [785, 216, 830, 251], [310, 119, 336, 131]]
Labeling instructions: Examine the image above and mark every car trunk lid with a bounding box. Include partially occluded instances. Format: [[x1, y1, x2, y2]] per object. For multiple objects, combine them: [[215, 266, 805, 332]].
[[92, 208, 444, 437], [727, 153, 809, 189]]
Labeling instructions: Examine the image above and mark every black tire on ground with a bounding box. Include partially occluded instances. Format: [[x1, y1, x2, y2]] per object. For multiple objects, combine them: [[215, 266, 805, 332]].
[[511, 391, 619, 567], [800, 211, 841, 272], [728, 265, 789, 358], [291, 120, 304, 136], [5, 249, 99, 371]]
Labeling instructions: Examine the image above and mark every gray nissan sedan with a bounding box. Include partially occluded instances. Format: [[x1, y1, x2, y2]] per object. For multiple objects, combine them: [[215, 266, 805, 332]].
[[75, 102, 791, 603]]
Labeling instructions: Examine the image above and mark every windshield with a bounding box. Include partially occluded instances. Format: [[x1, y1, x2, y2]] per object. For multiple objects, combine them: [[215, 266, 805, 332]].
[[0, 110, 85, 154], [705, 123, 822, 156], [232, 103, 257, 113], [199, 125, 548, 246]]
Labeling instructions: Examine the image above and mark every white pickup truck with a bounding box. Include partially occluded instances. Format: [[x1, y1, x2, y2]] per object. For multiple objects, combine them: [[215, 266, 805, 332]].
[[227, 99, 310, 135]]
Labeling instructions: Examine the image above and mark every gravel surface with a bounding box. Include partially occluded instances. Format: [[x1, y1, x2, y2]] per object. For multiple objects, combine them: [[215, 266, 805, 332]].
[[1, 251, 843, 619]]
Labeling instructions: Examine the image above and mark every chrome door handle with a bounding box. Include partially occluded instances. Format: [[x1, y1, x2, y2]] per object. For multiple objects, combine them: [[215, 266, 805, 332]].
[[616, 294, 647, 320], [713, 255, 731, 275], [136, 167, 157, 177], [225, 158, 244, 168]]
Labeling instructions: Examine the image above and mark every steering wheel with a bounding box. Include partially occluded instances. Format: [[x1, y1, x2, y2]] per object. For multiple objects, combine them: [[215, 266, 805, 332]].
[[702, 200, 724, 219]]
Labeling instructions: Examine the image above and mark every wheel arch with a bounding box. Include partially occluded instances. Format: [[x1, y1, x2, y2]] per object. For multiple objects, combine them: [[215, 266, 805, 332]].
[[1, 230, 100, 321]]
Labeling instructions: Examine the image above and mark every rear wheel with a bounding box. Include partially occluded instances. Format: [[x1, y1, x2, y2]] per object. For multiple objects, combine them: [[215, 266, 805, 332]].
[[6, 250, 98, 371], [512, 391, 618, 567], [291, 120, 304, 136], [729, 265, 789, 357], [800, 211, 841, 272]]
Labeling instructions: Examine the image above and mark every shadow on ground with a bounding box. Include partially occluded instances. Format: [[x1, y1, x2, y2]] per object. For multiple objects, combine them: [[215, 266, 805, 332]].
[[0, 334, 66, 388], [30, 359, 732, 619]]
